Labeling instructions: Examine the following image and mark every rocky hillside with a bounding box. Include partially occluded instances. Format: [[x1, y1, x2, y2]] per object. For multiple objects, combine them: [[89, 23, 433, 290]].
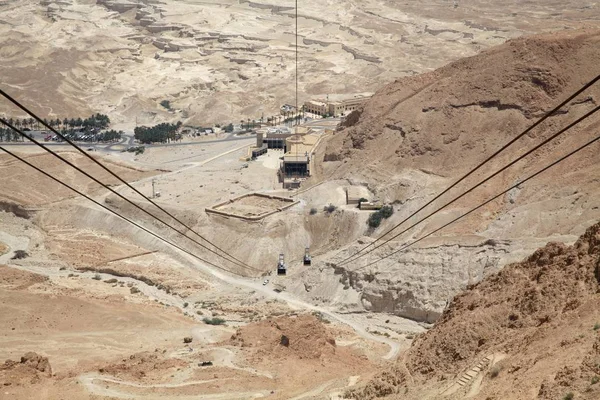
[[346, 220, 600, 399], [322, 29, 600, 234], [325, 29, 600, 178], [305, 29, 600, 324]]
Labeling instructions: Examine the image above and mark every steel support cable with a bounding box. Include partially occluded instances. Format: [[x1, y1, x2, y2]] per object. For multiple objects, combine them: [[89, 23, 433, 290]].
[[0, 118, 258, 273], [335, 74, 600, 265], [0, 145, 250, 277], [353, 132, 600, 272], [0, 88, 249, 269], [296, 0, 298, 129], [338, 103, 600, 267]]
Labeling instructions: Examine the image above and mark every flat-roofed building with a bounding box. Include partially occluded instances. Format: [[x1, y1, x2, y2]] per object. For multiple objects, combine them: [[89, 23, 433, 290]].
[[304, 100, 328, 116], [304, 93, 373, 117], [328, 101, 345, 116], [346, 187, 364, 205], [280, 131, 321, 188], [339, 96, 368, 114], [256, 127, 293, 150]]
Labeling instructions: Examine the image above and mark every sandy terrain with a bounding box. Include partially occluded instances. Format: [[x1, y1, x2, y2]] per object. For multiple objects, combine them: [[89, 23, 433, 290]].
[[0, 150, 154, 205], [0, 203, 389, 399], [2, 2, 600, 398], [0, 142, 408, 399], [1, 0, 598, 125]]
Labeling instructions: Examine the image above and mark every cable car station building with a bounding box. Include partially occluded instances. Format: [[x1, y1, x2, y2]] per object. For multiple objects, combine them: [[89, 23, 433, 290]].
[[253, 126, 326, 189], [280, 130, 321, 189]]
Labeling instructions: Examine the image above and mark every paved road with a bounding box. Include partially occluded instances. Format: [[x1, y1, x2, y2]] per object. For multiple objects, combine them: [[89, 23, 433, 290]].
[[0, 133, 254, 152], [0, 119, 337, 152], [138, 134, 253, 149]]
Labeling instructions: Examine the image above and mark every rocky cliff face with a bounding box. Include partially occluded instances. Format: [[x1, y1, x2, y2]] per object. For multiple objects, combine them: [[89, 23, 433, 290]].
[[346, 220, 600, 400], [316, 30, 600, 324]]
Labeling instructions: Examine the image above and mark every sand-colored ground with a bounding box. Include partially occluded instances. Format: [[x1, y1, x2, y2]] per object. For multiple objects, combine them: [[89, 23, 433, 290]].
[[0, 150, 154, 205], [0, 140, 400, 399], [2, 4, 600, 398], [1, 0, 598, 125], [0, 215, 385, 399]]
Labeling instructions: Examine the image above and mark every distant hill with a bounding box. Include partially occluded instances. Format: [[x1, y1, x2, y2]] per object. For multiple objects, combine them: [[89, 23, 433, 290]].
[[322, 28, 600, 244], [307, 29, 600, 328]]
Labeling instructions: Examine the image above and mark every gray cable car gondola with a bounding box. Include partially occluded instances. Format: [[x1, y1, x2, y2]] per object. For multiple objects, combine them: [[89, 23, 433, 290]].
[[303, 247, 311, 266], [277, 253, 287, 276]]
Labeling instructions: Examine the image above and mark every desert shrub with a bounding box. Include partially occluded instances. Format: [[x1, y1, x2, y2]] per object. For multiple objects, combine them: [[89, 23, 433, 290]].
[[563, 393, 574, 400], [183, 302, 189, 308], [367, 212, 383, 228], [203, 317, 226, 325], [11, 250, 29, 260], [92, 274, 102, 280], [125, 145, 145, 155], [593, 322, 600, 331], [367, 205, 394, 228], [77, 267, 158, 287], [309, 207, 318, 215], [130, 287, 140, 294], [379, 205, 394, 219], [324, 204, 337, 213], [160, 100, 171, 110], [592, 376, 599, 385], [183, 337, 193, 344], [104, 278, 118, 284], [357, 197, 368, 208]]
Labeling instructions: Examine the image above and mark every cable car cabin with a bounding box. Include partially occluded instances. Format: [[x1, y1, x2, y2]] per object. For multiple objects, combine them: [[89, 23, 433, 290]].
[[277, 253, 287, 276], [303, 247, 311, 266]]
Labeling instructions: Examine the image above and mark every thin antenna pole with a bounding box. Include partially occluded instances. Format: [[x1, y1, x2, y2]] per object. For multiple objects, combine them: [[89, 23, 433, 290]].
[[295, 0, 298, 130], [295, 0, 299, 194]]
